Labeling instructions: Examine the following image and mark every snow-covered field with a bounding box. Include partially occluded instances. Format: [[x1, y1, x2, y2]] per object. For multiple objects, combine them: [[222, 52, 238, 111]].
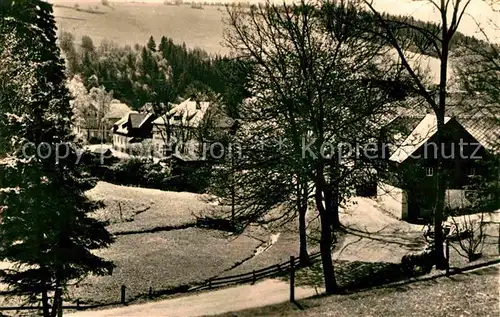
[[51, 0, 498, 58]]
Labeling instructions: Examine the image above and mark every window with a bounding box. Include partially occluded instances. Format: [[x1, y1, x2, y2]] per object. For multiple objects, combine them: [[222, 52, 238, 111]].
[[425, 167, 434, 177]]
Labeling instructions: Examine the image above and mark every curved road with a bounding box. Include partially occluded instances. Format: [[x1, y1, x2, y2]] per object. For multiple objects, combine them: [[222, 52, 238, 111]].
[[65, 279, 321, 317]]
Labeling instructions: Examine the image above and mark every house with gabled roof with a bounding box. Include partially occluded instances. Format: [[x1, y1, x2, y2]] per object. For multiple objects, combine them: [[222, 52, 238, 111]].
[[376, 95, 500, 222], [111, 111, 156, 155], [151, 98, 233, 160], [72, 98, 132, 143]]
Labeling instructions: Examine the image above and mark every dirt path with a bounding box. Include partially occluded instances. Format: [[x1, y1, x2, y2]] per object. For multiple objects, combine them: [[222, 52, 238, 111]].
[[334, 197, 426, 263], [65, 279, 323, 317]]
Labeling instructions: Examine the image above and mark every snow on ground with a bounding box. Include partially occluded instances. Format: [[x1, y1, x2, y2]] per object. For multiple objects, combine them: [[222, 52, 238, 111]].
[[335, 198, 500, 263], [447, 209, 500, 226], [334, 197, 426, 263], [255, 233, 281, 256]]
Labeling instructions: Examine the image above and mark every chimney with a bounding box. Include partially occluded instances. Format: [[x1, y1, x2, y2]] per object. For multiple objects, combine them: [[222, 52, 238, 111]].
[[196, 99, 201, 110]]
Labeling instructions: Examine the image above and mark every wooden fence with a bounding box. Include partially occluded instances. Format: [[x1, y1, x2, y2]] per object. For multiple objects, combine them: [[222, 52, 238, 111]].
[[0, 252, 323, 312], [192, 252, 322, 291]]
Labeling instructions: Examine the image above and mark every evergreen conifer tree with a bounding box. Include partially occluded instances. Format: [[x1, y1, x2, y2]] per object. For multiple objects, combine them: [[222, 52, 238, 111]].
[[0, 1, 114, 316], [147, 35, 156, 52]]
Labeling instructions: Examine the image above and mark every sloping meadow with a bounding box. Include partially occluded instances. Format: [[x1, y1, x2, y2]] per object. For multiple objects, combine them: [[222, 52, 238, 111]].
[[66, 182, 262, 304], [87, 182, 212, 232], [68, 229, 261, 304]]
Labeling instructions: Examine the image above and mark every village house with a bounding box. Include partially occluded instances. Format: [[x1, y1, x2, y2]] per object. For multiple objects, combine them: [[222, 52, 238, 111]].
[[151, 98, 210, 160], [376, 96, 500, 223], [111, 111, 157, 155], [73, 99, 131, 143], [151, 98, 235, 161]]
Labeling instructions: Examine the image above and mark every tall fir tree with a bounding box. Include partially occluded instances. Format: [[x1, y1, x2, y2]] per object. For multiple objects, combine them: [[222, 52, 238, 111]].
[[0, 1, 114, 316], [147, 35, 156, 52]]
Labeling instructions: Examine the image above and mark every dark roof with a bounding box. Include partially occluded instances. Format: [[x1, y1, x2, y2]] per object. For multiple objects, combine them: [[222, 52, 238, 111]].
[[129, 113, 150, 129], [460, 117, 500, 153], [128, 137, 144, 143], [391, 94, 500, 118], [113, 111, 156, 137], [172, 152, 207, 163]]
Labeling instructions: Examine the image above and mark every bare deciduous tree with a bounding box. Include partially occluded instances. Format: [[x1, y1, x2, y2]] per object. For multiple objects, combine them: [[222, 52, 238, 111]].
[[363, 0, 474, 269], [222, 0, 405, 293]]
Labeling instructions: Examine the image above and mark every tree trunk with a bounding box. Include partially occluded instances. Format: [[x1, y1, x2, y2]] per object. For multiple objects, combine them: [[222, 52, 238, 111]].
[[325, 186, 341, 230], [50, 286, 62, 317], [297, 178, 310, 266], [298, 201, 310, 266], [315, 183, 338, 294], [326, 162, 341, 230], [231, 153, 235, 224], [41, 286, 50, 317], [435, 25, 450, 269], [434, 122, 447, 268], [434, 181, 446, 268]]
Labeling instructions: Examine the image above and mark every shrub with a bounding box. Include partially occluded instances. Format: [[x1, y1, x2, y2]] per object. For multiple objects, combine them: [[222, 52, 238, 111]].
[[112, 158, 148, 184], [101, 0, 109, 6], [170, 160, 212, 193], [88, 137, 101, 144], [196, 216, 243, 233], [401, 245, 435, 276], [84, 155, 213, 193], [448, 213, 487, 262], [97, 158, 174, 190]]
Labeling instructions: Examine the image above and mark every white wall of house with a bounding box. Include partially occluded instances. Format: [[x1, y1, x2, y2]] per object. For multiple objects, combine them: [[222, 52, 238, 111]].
[[376, 182, 408, 220], [112, 134, 130, 152], [73, 117, 118, 143], [151, 121, 207, 160], [152, 126, 168, 157], [112, 134, 153, 157]]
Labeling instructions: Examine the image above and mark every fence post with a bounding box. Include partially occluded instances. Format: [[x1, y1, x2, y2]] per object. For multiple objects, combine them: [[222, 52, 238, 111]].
[[149, 286, 153, 299], [445, 239, 450, 276], [277, 263, 281, 271], [290, 255, 295, 302], [76, 299, 80, 310], [121, 285, 126, 305], [252, 270, 256, 284], [57, 287, 63, 317]]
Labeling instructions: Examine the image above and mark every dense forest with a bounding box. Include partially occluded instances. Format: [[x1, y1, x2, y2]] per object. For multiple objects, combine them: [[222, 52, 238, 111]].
[[60, 33, 250, 117], [59, 3, 491, 117]]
